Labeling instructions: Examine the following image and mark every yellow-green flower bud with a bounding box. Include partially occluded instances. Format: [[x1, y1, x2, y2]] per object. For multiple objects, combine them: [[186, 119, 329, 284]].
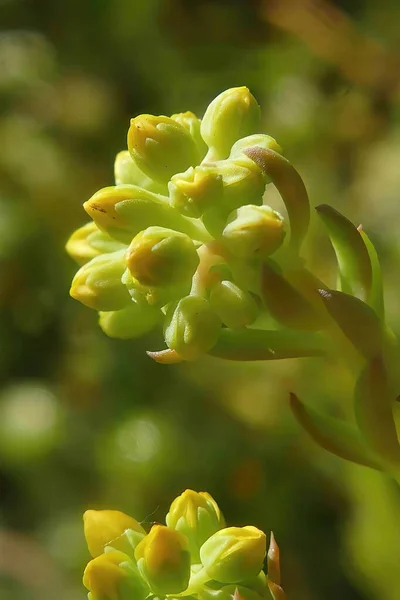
[[171, 111, 208, 159], [204, 159, 266, 213], [135, 524, 191, 595], [169, 166, 223, 218], [114, 151, 167, 194], [229, 135, 281, 162], [222, 205, 285, 259], [128, 114, 201, 183], [164, 295, 221, 360], [201, 87, 261, 160], [70, 250, 131, 311], [84, 186, 209, 244], [166, 489, 225, 562], [121, 268, 174, 308], [66, 222, 126, 266], [99, 301, 161, 339], [200, 526, 266, 584], [83, 510, 146, 558], [209, 281, 259, 329], [126, 226, 199, 290], [83, 551, 149, 600], [228, 135, 281, 184]]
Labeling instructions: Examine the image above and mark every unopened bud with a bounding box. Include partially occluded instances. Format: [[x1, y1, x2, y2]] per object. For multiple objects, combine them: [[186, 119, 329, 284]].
[[164, 295, 221, 360], [204, 159, 266, 213], [210, 281, 259, 329], [121, 268, 175, 308], [166, 489, 225, 562], [126, 227, 199, 291], [83, 551, 149, 600], [114, 151, 167, 194], [66, 222, 125, 266], [171, 111, 208, 159], [99, 301, 161, 340], [84, 186, 209, 244], [83, 510, 146, 558], [229, 135, 282, 178], [135, 525, 191, 595], [70, 250, 130, 311], [128, 114, 201, 183], [222, 205, 285, 259], [229, 134, 281, 161], [169, 166, 223, 218], [201, 87, 261, 160], [200, 526, 266, 584]]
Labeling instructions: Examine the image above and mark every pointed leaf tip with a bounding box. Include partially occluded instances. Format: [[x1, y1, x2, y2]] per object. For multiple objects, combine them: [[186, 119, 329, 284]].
[[317, 288, 383, 359], [316, 204, 372, 298], [146, 349, 183, 364], [317, 288, 331, 300], [268, 581, 287, 600], [268, 532, 281, 586], [359, 229, 385, 318]]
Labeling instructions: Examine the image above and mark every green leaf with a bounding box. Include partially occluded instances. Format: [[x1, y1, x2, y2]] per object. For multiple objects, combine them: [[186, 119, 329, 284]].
[[243, 147, 310, 254], [354, 356, 400, 469], [318, 289, 383, 359], [262, 261, 327, 331], [208, 328, 327, 361], [316, 205, 371, 298], [359, 230, 384, 318], [290, 393, 381, 469]]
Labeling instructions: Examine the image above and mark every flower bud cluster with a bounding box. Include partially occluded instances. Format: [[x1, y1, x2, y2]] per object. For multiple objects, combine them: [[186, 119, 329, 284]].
[[67, 87, 286, 360], [68, 87, 400, 515], [82, 490, 274, 600]]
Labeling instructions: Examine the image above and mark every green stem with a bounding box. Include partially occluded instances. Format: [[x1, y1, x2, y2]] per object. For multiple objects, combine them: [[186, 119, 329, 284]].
[[190, 243, 225, 297], [151, 192, 213, 244], [208, 328, 329, 361]]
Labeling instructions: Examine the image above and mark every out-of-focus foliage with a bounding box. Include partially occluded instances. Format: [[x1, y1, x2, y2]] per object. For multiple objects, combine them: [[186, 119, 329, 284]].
[[1, 1, 400, 599]]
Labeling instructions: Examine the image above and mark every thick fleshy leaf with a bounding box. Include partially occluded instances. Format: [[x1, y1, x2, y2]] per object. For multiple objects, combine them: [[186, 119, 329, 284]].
[[262, 261, 327, 331], [268, 581, 287, 600], [318, 289, 383, 359], [243, 147, 310, 254], [208, 328, 327, 361], [146, 349, 183, 364], [359, 230, 384, 318], [290, 393, 381, 469], [267, 533, 281, 587], [316, 205, 371, 299], [354, 356, 400, 469]]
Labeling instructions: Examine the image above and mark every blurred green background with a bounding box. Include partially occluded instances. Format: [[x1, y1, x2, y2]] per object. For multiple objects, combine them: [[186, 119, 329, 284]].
[[1, 1, 400, 599]]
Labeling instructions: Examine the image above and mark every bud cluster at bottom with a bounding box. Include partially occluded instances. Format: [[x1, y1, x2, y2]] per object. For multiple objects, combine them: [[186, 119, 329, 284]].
[[82, 489, 283, 600]]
